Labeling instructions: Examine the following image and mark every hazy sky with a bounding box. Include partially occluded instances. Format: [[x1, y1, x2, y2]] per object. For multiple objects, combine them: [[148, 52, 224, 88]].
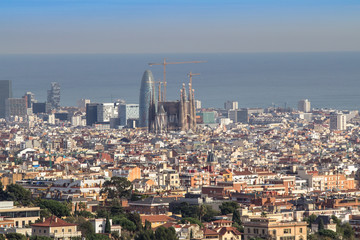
[[1, 0, 360, 54]]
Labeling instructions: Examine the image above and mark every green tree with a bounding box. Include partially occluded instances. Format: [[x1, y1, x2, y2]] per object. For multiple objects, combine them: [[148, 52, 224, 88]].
[[306, 214, 318, 227], [154, 226, 178, 240], [135, 230, 154, 240], [38, 199, 71, 217], [100, 177, 132, 199], [144, 220, 151, 230], [318, 229, 338, 239], [342, 222, 355, 240], [127, 212, 142, 231], [5, 233, 26, 240], [105, 216, 111, 233], [180, 217, 203, 227], [202, 205, 219, 222], [219, 201, 239, 215], [5, 184, 32, 206], [318, 218, 325, 231], [232, 209, 241, 225]]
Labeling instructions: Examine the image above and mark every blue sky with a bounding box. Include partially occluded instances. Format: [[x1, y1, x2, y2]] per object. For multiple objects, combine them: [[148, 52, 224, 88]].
[[1, 0, 360, 53]]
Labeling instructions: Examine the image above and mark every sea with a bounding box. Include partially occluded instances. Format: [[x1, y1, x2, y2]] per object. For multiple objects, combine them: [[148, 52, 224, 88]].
[[0, 52, 359, 110]]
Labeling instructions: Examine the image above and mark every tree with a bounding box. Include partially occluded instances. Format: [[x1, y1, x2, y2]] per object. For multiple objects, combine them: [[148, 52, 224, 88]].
[[105, 216, 111, 233], [180, 217, 203, 227], [38, 199, 71, 217], [127, 212, 142, 231], [135, 230, 154, 240], [306, 214, 318, 227], [4, 184, 32, 206], [318, 218, 325, 231], [232, 209, 241, 225], [219, 201, 239, 215], [154, 226, 178, 240], [202, 205, 219, 222], [342, 222, 355, 240], [5, 233, 26, 240], [144, 220, 151, 231], [100, 177, 132, 199]]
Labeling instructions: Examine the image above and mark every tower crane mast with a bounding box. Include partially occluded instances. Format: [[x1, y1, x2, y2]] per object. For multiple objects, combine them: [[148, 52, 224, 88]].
[[148, 58, 206, 101]]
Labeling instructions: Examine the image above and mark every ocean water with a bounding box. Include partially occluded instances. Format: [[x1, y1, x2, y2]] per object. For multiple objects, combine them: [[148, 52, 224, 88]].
[[0, 52, 359, 110]]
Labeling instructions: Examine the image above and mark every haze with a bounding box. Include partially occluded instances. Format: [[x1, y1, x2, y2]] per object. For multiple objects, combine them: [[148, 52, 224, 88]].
[[1, 0, 360, 54]]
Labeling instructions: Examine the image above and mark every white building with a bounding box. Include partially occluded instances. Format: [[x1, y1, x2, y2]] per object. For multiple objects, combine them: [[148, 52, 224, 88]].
[[195, 100, 202, 109], [330, 113, 347, 130], [97, 103, 118, 122], [224, 101, 238, 111], [298, 99, 311, 113]]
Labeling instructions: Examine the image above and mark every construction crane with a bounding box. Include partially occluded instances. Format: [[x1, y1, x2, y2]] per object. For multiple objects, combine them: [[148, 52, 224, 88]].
[[187, 72, 200, 86], [148, 58, 206, 101]]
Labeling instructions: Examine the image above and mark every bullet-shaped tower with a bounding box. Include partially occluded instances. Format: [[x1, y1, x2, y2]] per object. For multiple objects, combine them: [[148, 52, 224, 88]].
[[139, 70, 155, 128]]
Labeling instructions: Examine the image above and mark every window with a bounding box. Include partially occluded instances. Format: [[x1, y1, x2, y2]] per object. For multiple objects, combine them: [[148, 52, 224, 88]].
[[44, 230, 46, 233], [39, 230, 41, 233], [62, 229, 64, 232], [22, 221, 25, 227], [300, 228, 303, 233], [273, 230, 276, 235], [55, 230, 58, 233], [284, 229, 291, 234], [68, 229, 72, 232]]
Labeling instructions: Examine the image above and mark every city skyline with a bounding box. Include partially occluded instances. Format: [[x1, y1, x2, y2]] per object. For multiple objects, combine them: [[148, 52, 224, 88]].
[[1, 0, 360, 54]]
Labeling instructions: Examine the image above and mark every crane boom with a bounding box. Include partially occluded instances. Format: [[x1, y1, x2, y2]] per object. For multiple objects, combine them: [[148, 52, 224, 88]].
[[148, 58, 206, 101]]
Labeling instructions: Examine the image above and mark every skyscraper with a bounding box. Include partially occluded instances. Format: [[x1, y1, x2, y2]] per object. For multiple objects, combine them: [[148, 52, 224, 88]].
[[139, 70, 155, 128], [0, 80, 12, 118], [298, 99, 311, 113], [47, 82, 60, 110]]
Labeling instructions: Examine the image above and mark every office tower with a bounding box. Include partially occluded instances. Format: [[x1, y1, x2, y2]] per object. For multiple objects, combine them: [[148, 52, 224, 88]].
[[86, 103, 99, 126], [5, 98, 27, 118], [0, 80, 12, 118], [77, 99, 90, 111], [229, 108, 264, 123], [195, 100, 202, 109], [298, 99, 311, 113], [32, 102, 47, 114], [23, 92, 36, 108], [224, 100, 238, 110], [330, 113, 347, 130], [97, 103, 118, 122], [47, 82, 60, 110], [139, 70, 155, 128], [119, 104, 139, 126]]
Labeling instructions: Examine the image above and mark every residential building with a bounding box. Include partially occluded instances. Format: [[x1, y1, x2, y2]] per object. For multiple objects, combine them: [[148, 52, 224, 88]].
[[298, 99, 311, 113]]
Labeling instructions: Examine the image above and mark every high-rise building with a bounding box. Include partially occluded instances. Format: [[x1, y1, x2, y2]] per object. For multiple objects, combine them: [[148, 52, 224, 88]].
[[47, 82, 60, 110], [86, 103, 99, 126], [330, 113, 347, 130], [229, 108, 264, 123], [139, 70, 155, 128], [298, 99, 311, 113], [195, 100, 202, 109], [77, 99, 90, 111], [5, 98, 27, 118], [119, 104, 139, 127], [97, 103, 118, 122], [224, 100, 238, 110], [0, 80, 12, 118], [33, 102, 47, 114]]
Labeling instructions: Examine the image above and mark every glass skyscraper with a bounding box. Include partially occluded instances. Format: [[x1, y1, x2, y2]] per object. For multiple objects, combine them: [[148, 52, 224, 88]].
[[0, 80, 12, 118], [139, 70, 155, 128]]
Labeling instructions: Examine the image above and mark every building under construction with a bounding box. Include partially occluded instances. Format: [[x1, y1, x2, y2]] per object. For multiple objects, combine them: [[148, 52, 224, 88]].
[[148, 81, 197, 133]]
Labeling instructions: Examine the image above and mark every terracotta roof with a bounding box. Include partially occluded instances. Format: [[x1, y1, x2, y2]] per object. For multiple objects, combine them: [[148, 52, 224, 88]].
[[141, 215, 175, 223], [218, 227, 242, 236], [31, 216, 77, 227], [203, 228, 219, 235]]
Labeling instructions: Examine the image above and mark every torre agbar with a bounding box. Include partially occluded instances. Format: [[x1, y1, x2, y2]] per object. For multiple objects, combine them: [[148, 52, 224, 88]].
[[139, 70, 155, 128]]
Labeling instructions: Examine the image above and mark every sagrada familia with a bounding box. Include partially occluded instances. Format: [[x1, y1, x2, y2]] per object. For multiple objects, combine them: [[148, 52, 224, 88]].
[[140, 70, 196, 133]]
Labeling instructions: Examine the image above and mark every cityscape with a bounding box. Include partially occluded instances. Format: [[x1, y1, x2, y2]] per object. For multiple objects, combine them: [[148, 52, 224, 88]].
[[1, 1, 360, 240]]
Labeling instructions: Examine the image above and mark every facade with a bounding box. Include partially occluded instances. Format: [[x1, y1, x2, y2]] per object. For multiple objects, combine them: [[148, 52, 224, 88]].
[[31, 216, 81, 240], [32, 102, 47, 114], [97, 103, 118, 123], [197, 111, 216, 124], [224, 100, 238, 110], [330, 113, 347, 130], [119, 104, 139, 127], [0, 80, 12, 118], [149, 82, 197, 132], [0, 201, 40, 228], [195, 100, 202, 109], [5, 98, 27, 118], [298, 99, 311, 113], [47, 82, 60, 110], [243, 218, 307, 240], [86, 103, 99, 126], [230, 108, 264, 123], [139, 70, 155, 128]]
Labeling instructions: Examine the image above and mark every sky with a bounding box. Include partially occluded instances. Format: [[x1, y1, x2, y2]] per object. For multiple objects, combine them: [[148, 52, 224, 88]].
[[1, 0, 360, 54]]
